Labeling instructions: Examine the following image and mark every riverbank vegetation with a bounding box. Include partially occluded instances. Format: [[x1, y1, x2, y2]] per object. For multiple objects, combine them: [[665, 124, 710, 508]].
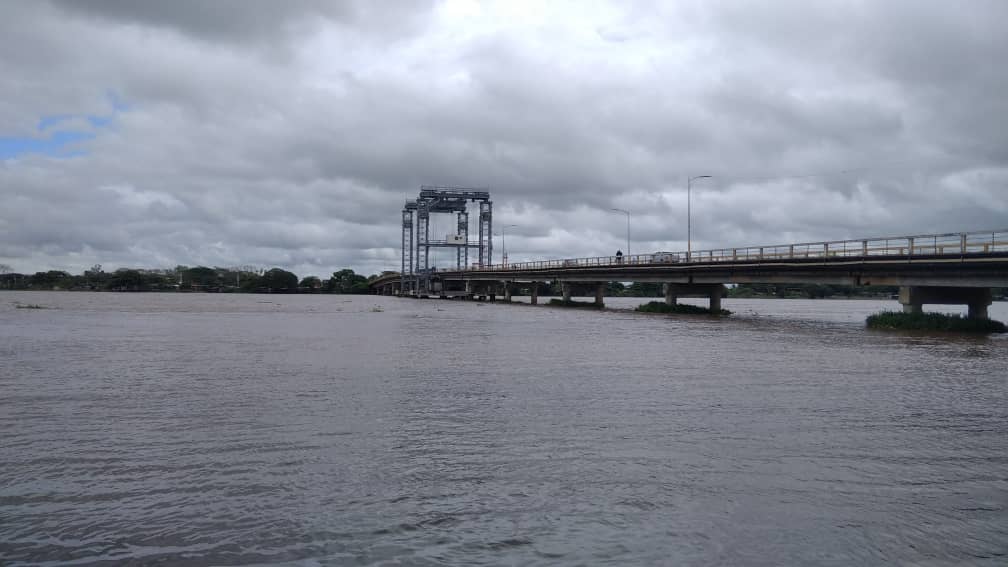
[[0, 264, 383, 294], [866, 311, 1006, 333], [635, 301, 731, 316]]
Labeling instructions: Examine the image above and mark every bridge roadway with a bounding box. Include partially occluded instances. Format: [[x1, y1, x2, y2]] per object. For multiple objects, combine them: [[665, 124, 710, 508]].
[[371, 229, 1008, 319]]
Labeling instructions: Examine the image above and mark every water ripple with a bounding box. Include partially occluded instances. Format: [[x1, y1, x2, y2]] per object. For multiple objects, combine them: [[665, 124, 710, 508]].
[[2, 292, 1006, 565]]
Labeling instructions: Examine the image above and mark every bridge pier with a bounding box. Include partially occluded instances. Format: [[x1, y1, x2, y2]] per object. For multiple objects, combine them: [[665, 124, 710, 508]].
[[562, 282, 572, 302], [504, 283, 512, 302], [664, 283, 725, 313], [531, 283, 539, 305], [899, 286, 992, 320], [595, 283, 605, 307], [664, 283, 677, 306]]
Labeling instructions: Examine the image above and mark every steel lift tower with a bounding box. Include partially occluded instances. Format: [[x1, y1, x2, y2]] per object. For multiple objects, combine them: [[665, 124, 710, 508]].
[[401, 186, 492, 296]]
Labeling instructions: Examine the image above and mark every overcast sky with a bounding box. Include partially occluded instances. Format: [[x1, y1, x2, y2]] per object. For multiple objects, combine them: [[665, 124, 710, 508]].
[[2, 0, 1006, 277]]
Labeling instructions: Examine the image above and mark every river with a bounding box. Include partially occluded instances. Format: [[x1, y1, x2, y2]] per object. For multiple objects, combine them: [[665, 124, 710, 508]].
[[1, 292, 1006, 565]]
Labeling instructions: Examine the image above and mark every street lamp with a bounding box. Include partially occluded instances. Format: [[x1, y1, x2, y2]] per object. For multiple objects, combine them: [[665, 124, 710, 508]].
[[687, 175, 712, 261], [611, 208, 630, 258], [501, 224, 517, 266]]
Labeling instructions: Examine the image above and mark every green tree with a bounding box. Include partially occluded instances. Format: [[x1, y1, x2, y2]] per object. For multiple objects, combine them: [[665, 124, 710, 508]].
[[108, 269, 145, 291], [30, 270, 72, 289], [262, 268, 298, 292], [83, 264, 107, 290], [299, 276, 322, 291], [184, 266, 219, 289], [138, 270, 175, 290], [626, 282, 662, 297], [326, 269, 367, 294], [239, 273, 263, 292]]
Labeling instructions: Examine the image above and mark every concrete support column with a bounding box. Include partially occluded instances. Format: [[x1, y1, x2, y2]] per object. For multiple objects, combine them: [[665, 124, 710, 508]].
[[969, 301, 989, 320], [504, 283, 512, 302], [899, 286, 921, 315], [664, 283, 677, 306], [595, 283, 605, 307], [709, 291, 722, 313], [562, 282, 572, 302], [665, 283, 724, 312], [899, 286, 992, 320], [531, 283, 539, 305], [902, 302, 923, 314]]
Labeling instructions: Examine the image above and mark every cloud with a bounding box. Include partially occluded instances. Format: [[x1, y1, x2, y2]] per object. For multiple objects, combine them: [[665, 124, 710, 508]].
[[0, 0, 1005, 277], [49, 0, 434, 47]]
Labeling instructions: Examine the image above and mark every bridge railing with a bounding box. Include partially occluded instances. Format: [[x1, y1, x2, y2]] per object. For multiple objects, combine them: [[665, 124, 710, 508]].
[[460, 229, 1008, 272]]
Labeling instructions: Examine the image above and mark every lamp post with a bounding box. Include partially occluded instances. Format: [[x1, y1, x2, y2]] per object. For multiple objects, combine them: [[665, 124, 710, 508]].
[[611, 208, 630, 258], [501, 224, 517, 266], [687, 175, 712, 261]]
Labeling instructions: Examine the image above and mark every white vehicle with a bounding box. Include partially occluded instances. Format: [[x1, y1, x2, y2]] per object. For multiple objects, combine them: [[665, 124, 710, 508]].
[[651, 252, 681, 263]]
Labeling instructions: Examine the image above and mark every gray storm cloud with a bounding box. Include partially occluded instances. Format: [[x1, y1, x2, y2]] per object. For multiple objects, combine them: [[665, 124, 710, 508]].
[[1, 0, 1006, 277]]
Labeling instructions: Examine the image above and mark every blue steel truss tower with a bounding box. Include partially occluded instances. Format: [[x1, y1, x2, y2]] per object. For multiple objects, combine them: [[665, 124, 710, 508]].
[[400, 201, 416, 294], [400, 186, 491, 296], [479, 200, 493, 267]]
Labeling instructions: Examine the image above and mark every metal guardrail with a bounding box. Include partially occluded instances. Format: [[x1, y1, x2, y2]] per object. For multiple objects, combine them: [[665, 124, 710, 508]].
[[461, 229, 1008, 272]]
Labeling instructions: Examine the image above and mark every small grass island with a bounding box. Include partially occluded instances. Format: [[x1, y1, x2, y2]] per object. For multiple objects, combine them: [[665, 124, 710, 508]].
[[635, 301, 731, 316], [866, 311, 1006, 333]]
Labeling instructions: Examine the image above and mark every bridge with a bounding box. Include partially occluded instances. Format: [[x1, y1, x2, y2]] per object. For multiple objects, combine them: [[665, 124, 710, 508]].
[[370, 229, 1008, 319]]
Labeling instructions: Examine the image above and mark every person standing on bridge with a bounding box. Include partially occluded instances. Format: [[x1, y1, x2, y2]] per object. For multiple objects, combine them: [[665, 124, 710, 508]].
[[616, 249, 623, 263]]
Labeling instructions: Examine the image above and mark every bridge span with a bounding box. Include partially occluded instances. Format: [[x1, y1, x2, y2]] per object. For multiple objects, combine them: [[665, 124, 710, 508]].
[[371, 229, 1008, 319]]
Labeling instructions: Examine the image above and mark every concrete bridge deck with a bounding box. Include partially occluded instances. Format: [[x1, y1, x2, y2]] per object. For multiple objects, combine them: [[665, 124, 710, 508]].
[[372, 229, 1008, 318]]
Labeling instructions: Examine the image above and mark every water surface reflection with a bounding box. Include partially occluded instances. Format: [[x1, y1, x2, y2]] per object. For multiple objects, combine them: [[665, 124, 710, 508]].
[[1, 292, 1005, 565]]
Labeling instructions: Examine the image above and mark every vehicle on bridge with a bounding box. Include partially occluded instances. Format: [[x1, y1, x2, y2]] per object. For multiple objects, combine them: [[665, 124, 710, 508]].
[[651, 252, 682, 263]]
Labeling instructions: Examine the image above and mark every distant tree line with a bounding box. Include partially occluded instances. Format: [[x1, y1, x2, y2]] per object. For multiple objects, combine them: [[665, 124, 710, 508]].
[[0, 263, 384, 294], [2, 262, 1004, 300]]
